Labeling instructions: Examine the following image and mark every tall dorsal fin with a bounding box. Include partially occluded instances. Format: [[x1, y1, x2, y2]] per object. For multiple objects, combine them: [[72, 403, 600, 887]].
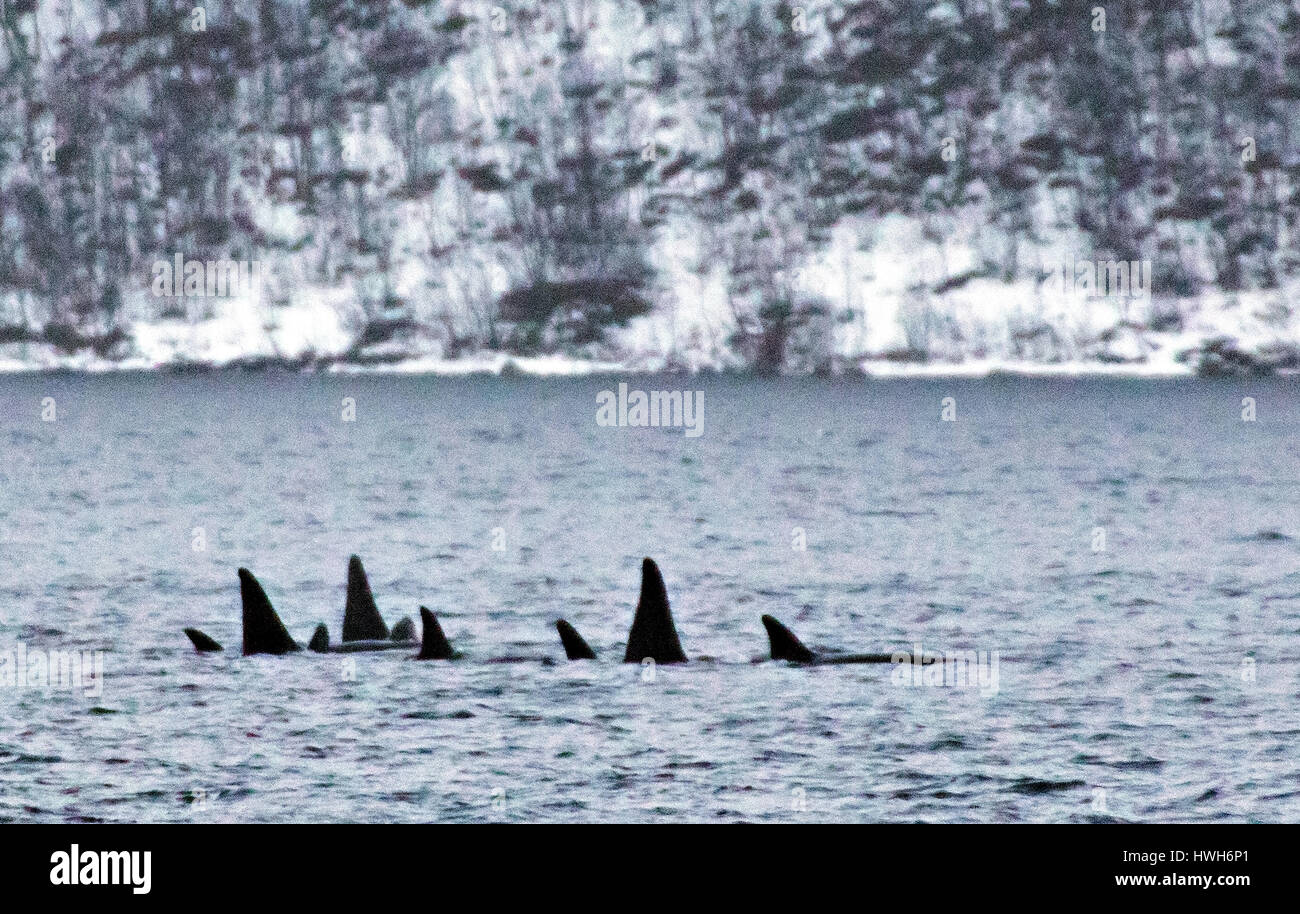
[[761, 614, 816, 663], [416, 607, 455, 660], [239, 568, 301, 655], [623, 557, 687, 664], [343, 555, 389, 642], [556, 619, 597, 660], [184, 628, 223, 652]]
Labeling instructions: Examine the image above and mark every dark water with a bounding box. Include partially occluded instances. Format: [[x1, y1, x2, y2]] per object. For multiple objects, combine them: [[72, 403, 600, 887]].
[[1, 373, 1298, 822]]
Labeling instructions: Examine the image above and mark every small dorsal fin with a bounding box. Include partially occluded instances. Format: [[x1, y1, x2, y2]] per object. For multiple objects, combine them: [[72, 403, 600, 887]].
[[761, 615, 816, 662], [623, 557, 687, 664], [556, 619, 597, 660], [184, 628, 223, 652], [239, 568, 301, 655], [308, 624, 330, 653], [416, 607, 455, 660], [343, 555, 389, 642], [389, 616, 416, 642]]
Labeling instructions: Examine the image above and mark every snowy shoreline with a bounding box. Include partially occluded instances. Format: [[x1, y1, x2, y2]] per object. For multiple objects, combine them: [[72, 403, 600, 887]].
[[3, 299, 1294, 378], [0, 349, 1251, 379]]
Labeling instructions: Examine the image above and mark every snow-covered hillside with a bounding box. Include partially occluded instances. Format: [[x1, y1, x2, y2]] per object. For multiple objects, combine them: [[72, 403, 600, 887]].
[[2, 1, 1297, 375]]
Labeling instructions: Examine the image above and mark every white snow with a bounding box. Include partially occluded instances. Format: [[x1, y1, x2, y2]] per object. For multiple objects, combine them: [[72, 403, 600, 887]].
[[130, 287, 355, 368]]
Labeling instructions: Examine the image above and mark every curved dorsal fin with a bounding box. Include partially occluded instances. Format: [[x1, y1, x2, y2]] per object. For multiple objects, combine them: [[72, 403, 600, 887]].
[[183, 628, 223, 652], [761, 614, 816, 662], [239, 568, 301, 655], [416, 607, 455, 660], [556, 619, 597, 660], [343, 555, 389, 642], [623, 557, 687, 664]]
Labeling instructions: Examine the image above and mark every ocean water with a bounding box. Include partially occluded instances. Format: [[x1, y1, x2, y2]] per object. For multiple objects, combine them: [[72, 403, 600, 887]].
[[1, 372, 1298, 823]]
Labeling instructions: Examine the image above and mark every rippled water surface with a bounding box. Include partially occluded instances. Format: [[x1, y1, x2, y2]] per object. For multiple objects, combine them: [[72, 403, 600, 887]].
[[1, 373, 1298, 822]]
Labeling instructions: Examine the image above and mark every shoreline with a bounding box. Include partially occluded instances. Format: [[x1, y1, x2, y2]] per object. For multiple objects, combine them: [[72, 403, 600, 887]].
[[2, 340, 1294, 379], [0, 351, 1263, 377], [0, 356, 1242, 378]]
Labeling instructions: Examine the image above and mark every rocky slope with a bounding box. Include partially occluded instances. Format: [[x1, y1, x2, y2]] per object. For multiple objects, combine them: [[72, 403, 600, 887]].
[[2, 0, 1297, 375]]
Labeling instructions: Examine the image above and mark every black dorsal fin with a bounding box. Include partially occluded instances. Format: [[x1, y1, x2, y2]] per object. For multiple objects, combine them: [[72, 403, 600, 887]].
[[761, 614, 816, 663], [343, 555, 389, 642], [556, 619, 597, 660], [416, 607, 455, 660], [183, 628, 223, 652], [623, 557, 687, 664], [239, 568, 301, 655], [389, 616, 416, 642], [308, 624, 330, 653]]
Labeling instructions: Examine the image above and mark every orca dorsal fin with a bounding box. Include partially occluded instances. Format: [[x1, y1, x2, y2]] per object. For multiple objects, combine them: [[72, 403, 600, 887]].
[[239, 568, 301, 655], [416, 607, 455, 660], [556, 619, 597, 660], [343, 555, 389, 642], [308, 623, 330, 653], [184, 628, 223, 652], [389, 616, 416, 642], [761, 614, 816, 662], [623, 557, 687, 664]]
